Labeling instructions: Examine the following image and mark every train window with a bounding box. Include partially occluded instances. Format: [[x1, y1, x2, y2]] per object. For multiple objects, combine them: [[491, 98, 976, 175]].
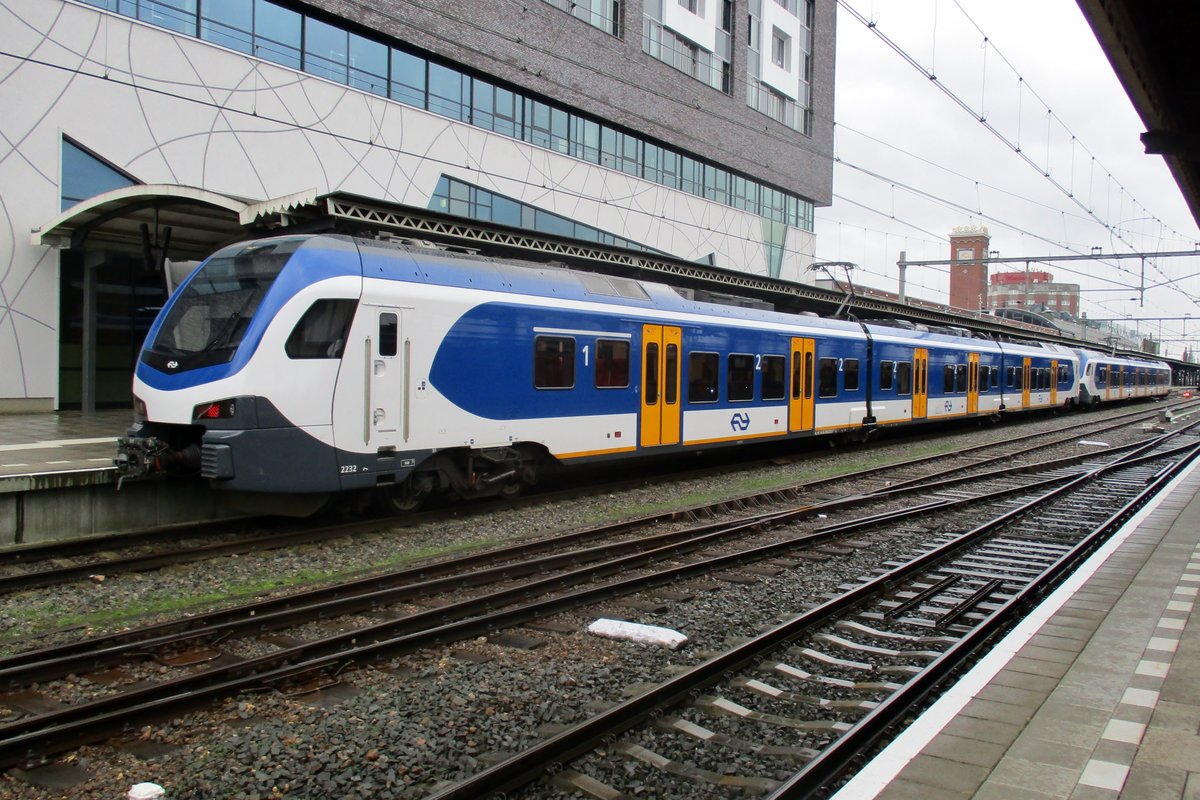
[[688, 352, 719, 403], [644, 343, 660, 404], [844, 359, 860, 392], [1006, 366, 1015, 388], [728, 354, 755, 401], [665, 344, 679, 404], [879, 361, 895, 391], [761, 355, 786, 400], [534, 336, 575, 389], [955, 364, 968, 393], [791, 352, 802, 399], [285, 299, 357, 359], [379, 313, 398, 357], [1014, 368, 1024, 390], [594, 339, 630, 388], [896, 361, 911, 395], [990, 366, 999, 388], [944, 365, 956, 393], [1058, 364, 1069, 384], [818, 358, 838, 397], [805, 352, 814, 399]]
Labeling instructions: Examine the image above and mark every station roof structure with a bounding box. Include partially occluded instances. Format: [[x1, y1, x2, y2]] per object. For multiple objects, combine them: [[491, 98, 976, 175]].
[[1077, 0, 1200, 228]]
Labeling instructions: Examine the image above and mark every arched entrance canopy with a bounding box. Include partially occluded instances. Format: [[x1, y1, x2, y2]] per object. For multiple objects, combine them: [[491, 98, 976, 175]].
[[30, 184, 318, 411], [31, 184, 254, 259]]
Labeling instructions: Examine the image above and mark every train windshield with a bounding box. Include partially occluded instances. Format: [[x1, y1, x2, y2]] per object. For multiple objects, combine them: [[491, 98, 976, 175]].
[[144, 238, 303, 371]]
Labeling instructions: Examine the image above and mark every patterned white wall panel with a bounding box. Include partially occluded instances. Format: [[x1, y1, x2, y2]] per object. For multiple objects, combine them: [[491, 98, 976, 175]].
[[0, 0, 810, 405]]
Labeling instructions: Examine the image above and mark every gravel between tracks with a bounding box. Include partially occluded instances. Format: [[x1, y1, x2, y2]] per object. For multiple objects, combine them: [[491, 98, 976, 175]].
[[0, 406, 1169, 799]]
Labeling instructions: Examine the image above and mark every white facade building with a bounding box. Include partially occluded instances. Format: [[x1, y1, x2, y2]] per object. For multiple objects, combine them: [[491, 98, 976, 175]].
[[0, 0, 830, 410]]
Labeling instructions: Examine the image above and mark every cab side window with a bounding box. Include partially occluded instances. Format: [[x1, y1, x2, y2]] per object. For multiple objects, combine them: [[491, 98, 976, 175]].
[[286, 299, 357, 359]]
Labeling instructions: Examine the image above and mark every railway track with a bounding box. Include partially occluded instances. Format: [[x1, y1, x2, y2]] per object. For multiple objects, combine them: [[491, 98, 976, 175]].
[[430, 424, 1200, 799], [0, 398, 1189, 599], [0, 401, 1186, 687], [0, 413, 1195, 780]]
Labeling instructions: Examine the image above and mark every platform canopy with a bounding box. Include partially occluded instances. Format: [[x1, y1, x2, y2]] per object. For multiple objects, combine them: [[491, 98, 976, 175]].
[[1077, 0, 1200, 228]]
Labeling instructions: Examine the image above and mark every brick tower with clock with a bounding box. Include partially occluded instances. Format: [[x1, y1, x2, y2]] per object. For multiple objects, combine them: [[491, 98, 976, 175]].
[[949, 225, 991, 311]]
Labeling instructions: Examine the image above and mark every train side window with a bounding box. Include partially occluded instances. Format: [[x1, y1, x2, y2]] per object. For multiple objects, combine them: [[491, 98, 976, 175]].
[[688, 352, 719, 403], [955, 364, 968, 392], [818, 357, 838, 397], [665, 344, 679, 404], [534, 335, 575, 389], [896, 361, 911, 395], [728, 354, 755, 401], [844, 359, 860, 392], [1014, 368, 1024, 390], [791, 352, 802, 399], [804, 352, 814, 399], [1058, 364, 1069, 384], [944, 364, 956, 393], [285, 299, 357, 359], [644, 343, 660, 404], [594, 339, 630, 388], [879, 360, 894, 391], [379, 312, 398, 357], [761, 355, 786, 400], [989, 366, 998, 388], [1006, 366, 1015, 388]]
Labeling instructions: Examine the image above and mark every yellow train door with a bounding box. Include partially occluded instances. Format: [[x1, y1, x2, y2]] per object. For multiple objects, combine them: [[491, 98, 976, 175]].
[[789, 338, 815, 432], [1050, 359, 1058, 406], [1021, 358, 1031, 409], [640, 325, 681, 447], [967, 352, 980, 414], [914, 348, 928, 419]]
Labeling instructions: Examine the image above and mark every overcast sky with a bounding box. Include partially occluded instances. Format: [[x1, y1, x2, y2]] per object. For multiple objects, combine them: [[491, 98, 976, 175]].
[[816, 0, 1200, 357]]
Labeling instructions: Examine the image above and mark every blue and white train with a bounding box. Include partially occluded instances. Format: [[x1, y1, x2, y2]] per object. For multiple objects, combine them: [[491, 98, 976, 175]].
[[115, 234, 1173, 512]]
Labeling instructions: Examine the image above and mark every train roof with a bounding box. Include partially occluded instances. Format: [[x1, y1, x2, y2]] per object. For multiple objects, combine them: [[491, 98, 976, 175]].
[[351, 235, 875, 337]]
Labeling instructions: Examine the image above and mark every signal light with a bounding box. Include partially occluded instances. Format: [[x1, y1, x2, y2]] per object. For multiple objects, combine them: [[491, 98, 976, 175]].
[[193, 399, 236, 420]]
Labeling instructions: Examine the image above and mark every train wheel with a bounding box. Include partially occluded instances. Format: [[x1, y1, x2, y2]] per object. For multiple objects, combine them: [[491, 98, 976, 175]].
[[498, 477, 525, 499], [386, 480, 427, 513]]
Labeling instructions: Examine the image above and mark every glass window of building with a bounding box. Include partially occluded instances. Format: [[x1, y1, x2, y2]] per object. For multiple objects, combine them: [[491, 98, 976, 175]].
[[428, 62, 469, 122], [304, 17, 349, 84], [349, 33, 388, 96], [253, 0, 301, 69], [200, 0, 252, 53], [538, 0, 622, 36], [60, 138, 138, 211], [390, 48, 427, 108]]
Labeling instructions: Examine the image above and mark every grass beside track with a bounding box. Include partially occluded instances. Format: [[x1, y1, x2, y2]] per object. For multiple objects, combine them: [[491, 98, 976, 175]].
[[0, 538, 502, 652]]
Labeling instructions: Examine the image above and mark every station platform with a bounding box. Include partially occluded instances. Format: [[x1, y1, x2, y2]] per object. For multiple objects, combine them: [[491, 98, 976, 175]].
[[0, 409, 236, 545], [0, 408, 128, 480], [839, 457, 1200, 799]]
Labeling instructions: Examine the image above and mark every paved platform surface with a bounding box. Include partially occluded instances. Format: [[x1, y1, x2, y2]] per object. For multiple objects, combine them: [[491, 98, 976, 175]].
[[839, 458, 1200, 800], [0, 410, 129, 478]]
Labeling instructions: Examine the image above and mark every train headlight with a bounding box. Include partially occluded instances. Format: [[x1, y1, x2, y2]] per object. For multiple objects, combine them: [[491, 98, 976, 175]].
[[193, 399, 237, 420]]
